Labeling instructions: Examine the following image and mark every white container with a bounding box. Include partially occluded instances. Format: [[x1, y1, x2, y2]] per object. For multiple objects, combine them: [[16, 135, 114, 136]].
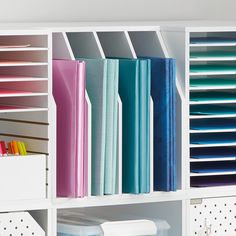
[[57, 212, 170, 236], [0, 154, 46, 200], [0, 211, 45, 236]]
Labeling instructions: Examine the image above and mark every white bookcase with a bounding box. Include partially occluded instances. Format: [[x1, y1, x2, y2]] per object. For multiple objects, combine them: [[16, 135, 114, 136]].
[[0, 22, 235, 236], [0, 28, 55, 236]]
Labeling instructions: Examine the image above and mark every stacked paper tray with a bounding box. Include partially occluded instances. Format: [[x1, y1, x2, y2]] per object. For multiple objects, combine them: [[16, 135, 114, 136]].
[[189, 35, 236, 187]]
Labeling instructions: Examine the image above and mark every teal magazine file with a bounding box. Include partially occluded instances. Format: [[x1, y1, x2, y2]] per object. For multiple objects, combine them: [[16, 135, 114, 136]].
[[104, 59, 119, 195], [138, 59, 151, 193], [82, 59, 107, 196], [111, 60, 119, 194], [119, 59, 140, 194]]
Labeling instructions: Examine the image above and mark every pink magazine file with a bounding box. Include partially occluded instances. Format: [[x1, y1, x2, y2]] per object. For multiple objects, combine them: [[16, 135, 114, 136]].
[[53, 59, 86, 198], [84, 100, 88, 195]]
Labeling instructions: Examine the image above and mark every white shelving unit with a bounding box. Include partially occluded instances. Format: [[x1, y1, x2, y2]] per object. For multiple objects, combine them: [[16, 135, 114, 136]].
[[160, 21, 236, 236], [0, 28, 56, 236], [0, 22, 236, 236]]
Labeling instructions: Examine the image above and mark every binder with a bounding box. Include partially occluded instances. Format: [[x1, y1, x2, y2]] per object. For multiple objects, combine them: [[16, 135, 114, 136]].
[[145, 57, 176, 192], [119, 59, 151, 194], [53, 59, 86, 198], [82, 59, 119, 196]]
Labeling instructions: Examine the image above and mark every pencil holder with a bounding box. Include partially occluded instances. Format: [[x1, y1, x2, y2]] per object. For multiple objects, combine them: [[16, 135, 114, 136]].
[[0, 155, 46, 200]]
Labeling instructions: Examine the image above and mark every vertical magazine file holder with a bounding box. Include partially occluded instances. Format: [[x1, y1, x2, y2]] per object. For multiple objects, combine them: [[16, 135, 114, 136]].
[[53, 32, 92, 197], [53, 59, 86, 197], [128, 30, 178, 192], [65, 31, 122, 196], [97, 30, 153, 194]]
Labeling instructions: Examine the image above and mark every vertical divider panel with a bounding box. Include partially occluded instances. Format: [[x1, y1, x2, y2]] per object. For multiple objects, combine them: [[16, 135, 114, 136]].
[[117, 96, 123, 195], [47, 32, 56, 200], [97, 31, 135, 58], [155, 31, 170, 58], [129, 31, 166, 57], [124, 31, 137, 59], [85, 92, 92, 197], [92, 31, 106, 58], [149, 98, 154, 193], [29, 209, 48, 234], [52, 32, 92, 197], [185, 31, 190, 190], [46, 208, 56, 236], [52, 33, 74, 60], [66, 32, 103, 59]]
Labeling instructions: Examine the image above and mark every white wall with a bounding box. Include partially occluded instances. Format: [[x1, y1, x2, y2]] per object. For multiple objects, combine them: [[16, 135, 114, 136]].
[[0, 0, 235, 22]]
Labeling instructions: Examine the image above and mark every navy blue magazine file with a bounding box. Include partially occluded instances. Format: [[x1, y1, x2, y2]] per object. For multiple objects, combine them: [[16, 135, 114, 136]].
[[142, 57, 177, 191]]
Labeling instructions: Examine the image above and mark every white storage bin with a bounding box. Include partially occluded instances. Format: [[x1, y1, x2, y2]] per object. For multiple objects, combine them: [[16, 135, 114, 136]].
[[57, 212, 170, 236], [0, 155, 46, 200], [190, 196, 236, 236], [0, 211, 45, 236]]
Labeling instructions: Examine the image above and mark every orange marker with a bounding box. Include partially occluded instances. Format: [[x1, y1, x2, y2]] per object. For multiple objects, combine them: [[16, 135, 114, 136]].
[[12, 140, 19, 155], [7, 142, 13, 154]]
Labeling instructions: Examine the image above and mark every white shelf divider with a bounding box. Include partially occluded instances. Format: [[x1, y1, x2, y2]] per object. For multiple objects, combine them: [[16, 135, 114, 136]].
[[190, 129, 236, 133], [0, 47, 48, 52], [190, 172, 236, 177], [190, 157, 236, 162]]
